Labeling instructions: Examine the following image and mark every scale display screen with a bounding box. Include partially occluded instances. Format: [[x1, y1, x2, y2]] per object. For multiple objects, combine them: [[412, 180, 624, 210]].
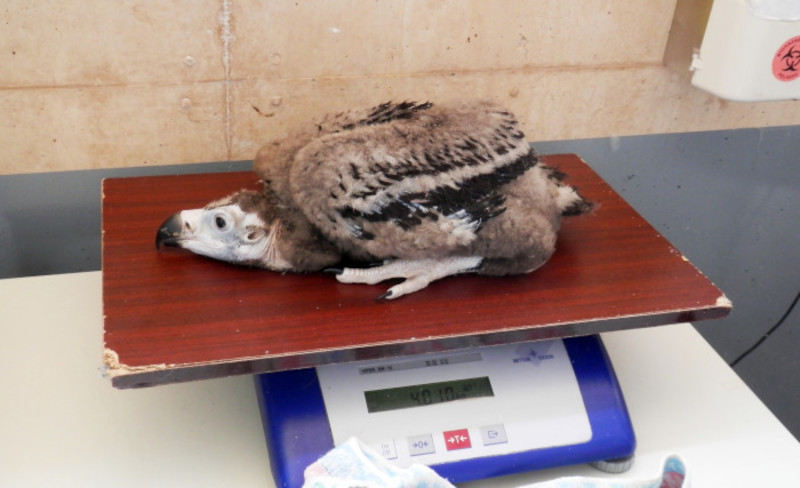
[[365, 377, 494, 413]]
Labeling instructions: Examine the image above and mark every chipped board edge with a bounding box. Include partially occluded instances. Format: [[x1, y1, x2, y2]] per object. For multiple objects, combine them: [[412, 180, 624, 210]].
[[106, 302, 731, 389]]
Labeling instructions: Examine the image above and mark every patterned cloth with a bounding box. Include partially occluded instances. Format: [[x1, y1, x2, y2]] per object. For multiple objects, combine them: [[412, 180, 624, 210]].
[[303, 438, 455, 488], [302, 437, 689, 488]]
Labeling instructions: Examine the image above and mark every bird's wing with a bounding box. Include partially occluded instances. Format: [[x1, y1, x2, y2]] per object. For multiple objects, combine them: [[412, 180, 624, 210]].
[[254, 102, 435, 205], [289, 101, 538, 258], [317, 101, 434, 133]]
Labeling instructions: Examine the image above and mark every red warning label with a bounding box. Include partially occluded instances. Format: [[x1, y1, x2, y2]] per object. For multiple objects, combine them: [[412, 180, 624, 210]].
[[772, 35, 800, 82]]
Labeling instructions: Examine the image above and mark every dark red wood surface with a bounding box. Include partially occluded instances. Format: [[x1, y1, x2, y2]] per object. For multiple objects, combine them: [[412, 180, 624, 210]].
[[102, 154, 730, 388]]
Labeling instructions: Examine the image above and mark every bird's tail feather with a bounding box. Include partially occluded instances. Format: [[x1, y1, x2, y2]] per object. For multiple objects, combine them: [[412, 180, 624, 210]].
[[542, 164, 594, 217], [556, 185, 594, 216]]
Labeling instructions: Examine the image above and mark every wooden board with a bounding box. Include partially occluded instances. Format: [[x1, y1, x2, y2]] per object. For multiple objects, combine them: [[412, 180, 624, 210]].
[[102, 154, 730, 388]]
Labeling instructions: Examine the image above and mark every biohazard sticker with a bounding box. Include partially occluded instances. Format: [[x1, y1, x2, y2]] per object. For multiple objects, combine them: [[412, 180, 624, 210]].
[[773, 35, 800, 82]]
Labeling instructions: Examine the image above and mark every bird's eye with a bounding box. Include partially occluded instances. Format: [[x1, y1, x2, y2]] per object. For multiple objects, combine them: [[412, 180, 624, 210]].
[[214, 215, 228, 230]]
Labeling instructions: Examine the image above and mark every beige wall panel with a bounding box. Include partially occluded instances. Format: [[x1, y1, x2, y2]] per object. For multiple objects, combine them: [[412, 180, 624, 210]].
[[229, 75, 521, 160], [230, 0, 407, 79], [228, 71, 637, 161], [230, 68, 800, 162], [0, 83, 226, 174], [399, 0, 677, 73], [230, 77, 412, 160], [550, 68, 799, 137], [230, 0, 676, 81], [4, 0, 799, 174], [1, 1, 224, 88]]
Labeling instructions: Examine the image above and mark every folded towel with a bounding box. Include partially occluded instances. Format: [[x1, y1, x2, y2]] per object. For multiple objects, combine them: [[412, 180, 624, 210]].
[[302, 437, 689, 488]]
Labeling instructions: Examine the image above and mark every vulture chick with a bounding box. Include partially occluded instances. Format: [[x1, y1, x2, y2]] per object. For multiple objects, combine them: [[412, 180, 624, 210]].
[[156, 100, 592, 299]]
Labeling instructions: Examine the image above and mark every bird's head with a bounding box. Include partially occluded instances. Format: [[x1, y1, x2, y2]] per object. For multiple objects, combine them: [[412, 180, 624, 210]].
[[155, 190, 293, 270]]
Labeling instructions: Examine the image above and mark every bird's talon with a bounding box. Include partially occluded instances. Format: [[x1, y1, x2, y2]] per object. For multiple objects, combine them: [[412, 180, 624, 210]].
[[376, 290, 393, 301]]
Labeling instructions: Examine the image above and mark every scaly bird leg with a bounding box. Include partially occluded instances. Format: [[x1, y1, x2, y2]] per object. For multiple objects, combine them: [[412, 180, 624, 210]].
[[333, 256, 483, 300]]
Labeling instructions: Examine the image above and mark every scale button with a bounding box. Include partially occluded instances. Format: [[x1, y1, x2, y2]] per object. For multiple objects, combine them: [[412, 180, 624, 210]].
[[407, 434, 435, 456], [443, 428, 472, 451], [480, 424, 508, 446], [375, 439, 398, 460]]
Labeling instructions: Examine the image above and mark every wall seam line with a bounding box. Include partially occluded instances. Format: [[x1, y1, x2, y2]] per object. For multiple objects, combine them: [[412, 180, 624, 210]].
[[219, 0, 234, 161]]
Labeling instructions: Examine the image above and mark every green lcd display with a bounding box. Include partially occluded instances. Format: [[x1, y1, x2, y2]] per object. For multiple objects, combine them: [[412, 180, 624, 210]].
[[364, 377, 494, 413]]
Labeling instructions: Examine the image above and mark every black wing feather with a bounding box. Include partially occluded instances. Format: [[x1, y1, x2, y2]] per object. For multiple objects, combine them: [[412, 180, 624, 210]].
[[343, 150, 537, 233]]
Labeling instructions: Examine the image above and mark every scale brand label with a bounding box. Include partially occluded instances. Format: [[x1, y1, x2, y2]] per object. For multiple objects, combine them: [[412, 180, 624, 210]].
[[512, 342, 555, 366], [773, 36, 800, 82]]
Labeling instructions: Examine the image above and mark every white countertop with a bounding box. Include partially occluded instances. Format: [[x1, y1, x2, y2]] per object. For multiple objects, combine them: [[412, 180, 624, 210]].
[[1, 271, 799, 486]]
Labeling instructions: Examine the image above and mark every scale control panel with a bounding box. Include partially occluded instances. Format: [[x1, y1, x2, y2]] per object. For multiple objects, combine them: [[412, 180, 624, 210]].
[[316, 339, 592, 467], [375, 423, 508, 459]]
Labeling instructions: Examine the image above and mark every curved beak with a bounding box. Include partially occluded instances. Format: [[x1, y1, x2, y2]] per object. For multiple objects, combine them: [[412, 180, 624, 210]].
[[155, 213, 183, 250]]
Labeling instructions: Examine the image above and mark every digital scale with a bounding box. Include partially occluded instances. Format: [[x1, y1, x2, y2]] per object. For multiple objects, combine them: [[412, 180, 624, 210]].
[[255, 335, 635, 487], [99, 155, 728, 484]]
